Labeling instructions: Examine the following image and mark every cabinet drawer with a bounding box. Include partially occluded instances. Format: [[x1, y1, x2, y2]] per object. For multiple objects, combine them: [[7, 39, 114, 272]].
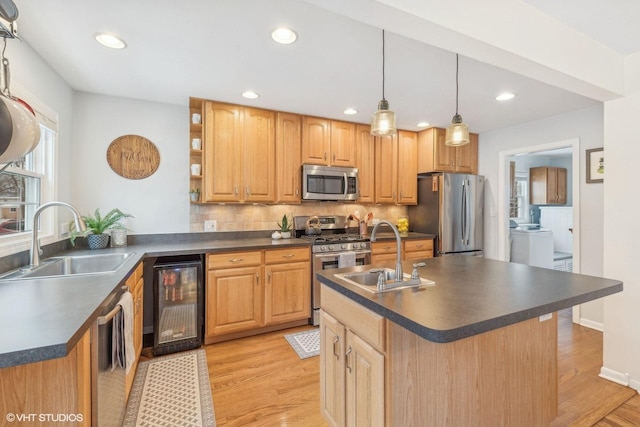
[[208, 251, 262, 269], [404, 239, 433, 253], [371, 241, 397, 254], [321, 284, 386, 353], [264, 247, 310, 264]]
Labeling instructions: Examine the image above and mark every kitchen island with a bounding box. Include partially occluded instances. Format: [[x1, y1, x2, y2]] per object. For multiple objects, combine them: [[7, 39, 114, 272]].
[[317, 256, 623, 426]]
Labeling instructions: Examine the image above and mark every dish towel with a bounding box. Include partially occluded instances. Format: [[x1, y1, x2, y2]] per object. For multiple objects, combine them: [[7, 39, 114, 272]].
[[338, 251, 357, 268], [112, 291, 135, 374]]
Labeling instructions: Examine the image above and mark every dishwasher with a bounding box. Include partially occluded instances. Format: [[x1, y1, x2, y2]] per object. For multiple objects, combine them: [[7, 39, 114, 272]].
[[91, 284, 128, 427]]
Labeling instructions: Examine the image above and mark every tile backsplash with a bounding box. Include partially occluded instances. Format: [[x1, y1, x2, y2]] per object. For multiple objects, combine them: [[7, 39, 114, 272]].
[[190, 203, 408, 232]]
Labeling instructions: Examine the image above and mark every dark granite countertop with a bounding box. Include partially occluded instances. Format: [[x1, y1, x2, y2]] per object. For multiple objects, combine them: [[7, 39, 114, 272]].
[[318, 256, 622, 343], [0, 237, 310, 368]]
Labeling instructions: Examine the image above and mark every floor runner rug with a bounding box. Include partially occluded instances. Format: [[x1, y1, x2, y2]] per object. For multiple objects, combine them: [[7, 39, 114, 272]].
[[122, 348, 216, 426], [284, 329, 320, 359]]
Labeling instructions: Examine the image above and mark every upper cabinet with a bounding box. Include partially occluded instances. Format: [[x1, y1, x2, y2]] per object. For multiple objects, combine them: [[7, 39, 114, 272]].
[[529, 166, 567, 205], [355, 124, 375, 204], [374, 130, 418, 205], [418, 127, 478, 174], [189, 98, 204, 199], [202, 101, 275, 203], [301, 117, 356, 167], [275, 112, 302, 203]]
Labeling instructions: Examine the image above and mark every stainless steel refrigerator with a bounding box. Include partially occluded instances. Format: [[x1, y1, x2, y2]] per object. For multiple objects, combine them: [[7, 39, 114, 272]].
[[408, 173, 484, 256]]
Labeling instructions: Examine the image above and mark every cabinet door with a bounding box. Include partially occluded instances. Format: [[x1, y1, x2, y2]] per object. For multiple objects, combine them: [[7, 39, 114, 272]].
[[330, 120, 357, 167], [265, 261, 311, 324], [320, 310, 346, 427], [433, 128, 456, 172], [356, 125, 375, 203], [396, 130, 418, 205], [556, 167, 567, 204], [455, 133, 478, 174], [345, 330, 385, 427], [203, 102, 243, 202], [206, 266, 263, 337], [276, 112, 302, 203], [374, 134, 398, 204], [302, 116, 331, 165], [244, 107, 276, 202]]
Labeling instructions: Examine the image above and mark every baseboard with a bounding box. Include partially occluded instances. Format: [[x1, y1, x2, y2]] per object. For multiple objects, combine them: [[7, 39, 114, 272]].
[[599, 367, 631, 386], [579, 318, 603, 331], [630, 378, 640, 392]]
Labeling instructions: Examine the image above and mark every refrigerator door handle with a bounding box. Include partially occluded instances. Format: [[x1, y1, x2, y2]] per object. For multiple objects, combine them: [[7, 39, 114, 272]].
[[461, 180, 467, 246]]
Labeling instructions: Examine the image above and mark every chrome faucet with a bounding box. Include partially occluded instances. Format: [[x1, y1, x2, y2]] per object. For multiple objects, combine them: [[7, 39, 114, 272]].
[[30, 201, 86, 267], [370, 220, 403, 283]]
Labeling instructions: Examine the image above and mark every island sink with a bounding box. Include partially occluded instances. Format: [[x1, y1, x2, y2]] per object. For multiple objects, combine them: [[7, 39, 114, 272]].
[[0, 252, 134, 281], [336, 268, 435, 293]]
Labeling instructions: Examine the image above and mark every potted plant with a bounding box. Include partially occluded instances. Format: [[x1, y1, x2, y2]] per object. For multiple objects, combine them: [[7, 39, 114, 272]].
[[277, 214, 292, 239], [70, 208, 134, 249], [189, 188, 200, 202]]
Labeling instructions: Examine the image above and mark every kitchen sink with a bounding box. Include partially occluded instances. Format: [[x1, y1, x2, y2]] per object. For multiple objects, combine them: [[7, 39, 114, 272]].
[[0, 252, 135, 281], [335, 268, 435, 293]]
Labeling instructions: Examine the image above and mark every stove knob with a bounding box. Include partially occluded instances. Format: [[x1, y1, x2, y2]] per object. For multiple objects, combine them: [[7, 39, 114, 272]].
[[329, 245, 335, 251], [321, 245, 327, 252], [352, 243, 359, 249], [341, 244, 348, 250]]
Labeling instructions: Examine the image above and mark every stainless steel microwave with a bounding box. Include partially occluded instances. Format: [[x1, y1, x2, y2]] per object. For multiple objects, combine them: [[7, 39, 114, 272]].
[[302, 164, 359, 201]]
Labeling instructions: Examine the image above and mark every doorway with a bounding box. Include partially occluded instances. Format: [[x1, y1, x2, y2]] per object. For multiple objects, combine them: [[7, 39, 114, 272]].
[[497, 138, 581, 322]]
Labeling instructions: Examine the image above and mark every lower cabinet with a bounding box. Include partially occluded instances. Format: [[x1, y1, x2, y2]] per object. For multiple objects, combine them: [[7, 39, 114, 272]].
[[206, 247, 311, 343], [125, 263, 144, 401], [371, 238, 434, 264], [320, 285, 385, 427]]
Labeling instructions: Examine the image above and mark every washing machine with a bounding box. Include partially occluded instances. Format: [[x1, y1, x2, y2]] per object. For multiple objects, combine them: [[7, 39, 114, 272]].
[[510, 228, 554, 269]]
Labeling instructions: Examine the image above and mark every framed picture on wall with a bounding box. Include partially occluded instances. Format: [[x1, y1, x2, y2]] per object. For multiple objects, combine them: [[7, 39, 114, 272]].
[[586, 147, 604, 183]]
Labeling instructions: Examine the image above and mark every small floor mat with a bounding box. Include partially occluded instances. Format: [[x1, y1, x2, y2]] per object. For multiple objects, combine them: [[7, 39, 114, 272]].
[[122, 348, 216, 426], [284, 329, 320, 359]]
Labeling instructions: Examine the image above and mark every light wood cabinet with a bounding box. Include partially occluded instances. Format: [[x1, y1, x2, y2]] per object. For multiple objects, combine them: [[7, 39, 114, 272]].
[[202, 101, 276, 203], [320, 286, 385, 427], [355, 124, 375, 203], [529, 166, 567, 205], [125, 263, 144, 400], [205, 248, 311, 343], [264, 247, 311, 324], [276, 112, 302, 203], [371, 238, 434, 264], [396, 130, 418, 205], [0, 329, 92, 427], [374, 131, 418, 204], [302, 117, 356, 167], [418, 127, 478, 174]]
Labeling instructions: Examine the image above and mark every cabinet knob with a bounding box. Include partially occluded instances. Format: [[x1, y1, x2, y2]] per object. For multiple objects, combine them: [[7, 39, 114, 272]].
[[324, 152, 327, 161], [267, 271, 271, 283], [229, 258, 244, 263], [333, 336, 340, 360], [282, 253, 294, 258], [345, 346, 353, 373], [333, 153, 336, 162]]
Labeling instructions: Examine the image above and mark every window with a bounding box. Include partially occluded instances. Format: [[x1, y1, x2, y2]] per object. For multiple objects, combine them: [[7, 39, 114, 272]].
[[509, 173, 528, 222], [0, 83, 57, 254]]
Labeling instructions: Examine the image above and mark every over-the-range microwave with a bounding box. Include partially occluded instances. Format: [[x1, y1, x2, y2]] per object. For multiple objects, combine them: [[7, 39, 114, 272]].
[[302, 164, 359, 201]]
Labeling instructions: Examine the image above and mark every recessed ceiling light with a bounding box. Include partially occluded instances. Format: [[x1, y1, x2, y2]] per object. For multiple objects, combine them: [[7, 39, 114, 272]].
[[496, 92, 516, 101], [94, 33, 127, 49], [417, 121, 430, 128], [271, 27, 297, 45], [242, 91, 260, 99], [344, 108, 358, 115]]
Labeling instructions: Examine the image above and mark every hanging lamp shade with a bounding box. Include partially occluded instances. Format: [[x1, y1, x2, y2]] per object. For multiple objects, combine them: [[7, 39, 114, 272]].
[[445, 54, 470, 146], [371, 30, 397, 137]]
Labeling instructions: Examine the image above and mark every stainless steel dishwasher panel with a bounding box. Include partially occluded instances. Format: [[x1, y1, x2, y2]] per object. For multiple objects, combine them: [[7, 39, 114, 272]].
[[92, 288, 127, 427]]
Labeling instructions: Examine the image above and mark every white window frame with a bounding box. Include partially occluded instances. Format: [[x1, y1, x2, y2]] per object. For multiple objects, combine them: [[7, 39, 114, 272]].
[[0, 82, 58, 257]]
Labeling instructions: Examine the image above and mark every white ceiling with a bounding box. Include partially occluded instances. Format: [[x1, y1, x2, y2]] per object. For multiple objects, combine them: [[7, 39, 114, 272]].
[[11, 0, 636, 133]]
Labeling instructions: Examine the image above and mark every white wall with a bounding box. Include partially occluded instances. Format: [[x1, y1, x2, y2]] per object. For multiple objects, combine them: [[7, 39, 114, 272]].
[[479, 105, 605, 324], [602, 89, 640, 391], [71, 93, 189, 234]]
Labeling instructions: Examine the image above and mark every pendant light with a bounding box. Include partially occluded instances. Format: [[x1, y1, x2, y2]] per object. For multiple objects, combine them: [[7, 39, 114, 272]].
[[445, 53, 470, 146], [371, 29, 396, 137]]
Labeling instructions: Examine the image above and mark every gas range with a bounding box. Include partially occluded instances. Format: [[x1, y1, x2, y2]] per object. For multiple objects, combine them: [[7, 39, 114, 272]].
[[294, 215, 371, 253]]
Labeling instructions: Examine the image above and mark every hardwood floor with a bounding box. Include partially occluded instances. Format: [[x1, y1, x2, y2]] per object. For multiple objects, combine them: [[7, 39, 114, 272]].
[[201, 310, 638, 426]]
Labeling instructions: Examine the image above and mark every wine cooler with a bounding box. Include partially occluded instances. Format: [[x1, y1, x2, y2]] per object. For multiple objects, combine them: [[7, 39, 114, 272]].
[[153, 256, 203, 356]]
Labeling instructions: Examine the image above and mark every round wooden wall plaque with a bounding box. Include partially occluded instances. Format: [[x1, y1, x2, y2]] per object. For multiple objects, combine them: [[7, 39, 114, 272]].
[[106, 135, 160, 179]]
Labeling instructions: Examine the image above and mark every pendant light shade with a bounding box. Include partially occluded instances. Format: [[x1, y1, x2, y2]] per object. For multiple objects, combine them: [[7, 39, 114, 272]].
[[445, 54, 470, 146], [371, 30, 396, 137]]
